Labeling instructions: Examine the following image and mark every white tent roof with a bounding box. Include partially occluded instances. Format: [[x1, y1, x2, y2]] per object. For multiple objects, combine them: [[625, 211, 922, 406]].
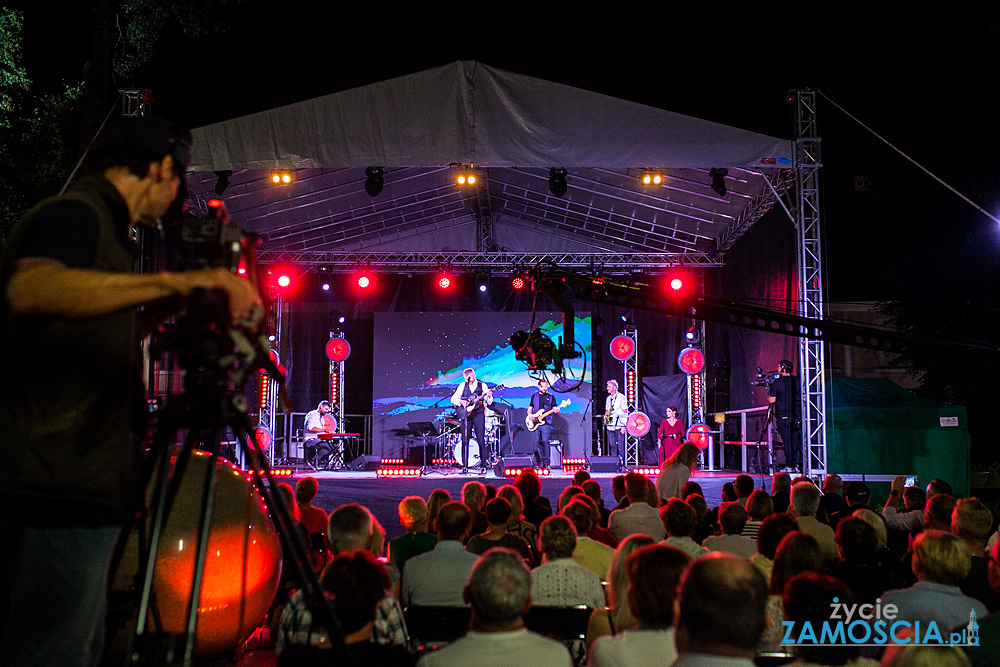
[[186, 61, 792, 264]]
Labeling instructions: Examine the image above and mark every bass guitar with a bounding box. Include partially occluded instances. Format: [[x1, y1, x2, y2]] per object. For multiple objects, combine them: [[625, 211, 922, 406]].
[[525, 399, 571, 431], [456, 384, 505, 419]]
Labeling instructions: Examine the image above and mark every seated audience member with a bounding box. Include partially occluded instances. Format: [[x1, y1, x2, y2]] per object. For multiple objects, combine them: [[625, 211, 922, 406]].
[[681, 481, 704, 499], [561, 499, 613, 579], [573, 470, 592, 486], [703, 502, 757, 559], [827, 518, 896, 605], [770, 472, 792, 513], [426, 488, 451, 536], [655, 442, 699, 503], [402, 501, 479, 607], [660, 499, 709, 560], [881, 645, 972, 667], [721, 481, 738, 503], [573, 493, 616, 547], [852, 507, 895, 571], [672, 554, 768, 667], [295, 476, 329, 536], [952, 497, 1000, 612], [417, 549, 572, 667], [790, 480, 838, 563], [896, 493, 958, 588], [388, 496, 437, 573], [957, 539, 1000, 667], [643, 478, 660, 510], [611, 475, 629, 511], [742, 489, 773, 542], [272, 483, 312, 601], [820, 473, 850, 517], [515, 469, 553, 529], [585, 535, 654, 651], [557, 485, 585, 513], [881, 530, 987, 631], [829, 480, 875, 529], [589, 545, 690, 667], [277, 549, 413, 667], [685, 494, 715, 545], [733, 474, 755, 507], [466, 497, 532, 562], [498, 484, 539, 565], [758, 531, 824, 653], [883, 475, 928, 543], [280, 503, 408, 650], [751, 513, 799, 584], [462, 481, 489, 539], [582, 479, 612, 529], [531, 515, 605, 609], [782, 573, 876, 667], [609, 471, 666, 543]]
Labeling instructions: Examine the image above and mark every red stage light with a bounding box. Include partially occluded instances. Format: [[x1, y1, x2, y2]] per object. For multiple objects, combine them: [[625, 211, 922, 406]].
[[276, 275, 290, 288], [688, 423, 711, 450], [357, 275, 370, 288], [677, 347, 706, 374], [610, 335, 636, 360], [511, 277, 525, 290], [437, 275, 452, 290], [669, 277, 683, 290]]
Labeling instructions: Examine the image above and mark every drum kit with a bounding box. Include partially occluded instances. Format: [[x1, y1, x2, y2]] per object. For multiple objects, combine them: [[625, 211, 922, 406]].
[[433, 407, 505, 469]]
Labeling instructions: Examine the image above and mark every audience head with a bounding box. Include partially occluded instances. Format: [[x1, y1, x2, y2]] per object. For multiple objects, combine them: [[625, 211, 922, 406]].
[[573, 493, 603, 529], [924, 494, 957, 531], [465, 548, 532, 629], [426, 488, 451, 531], [624, 471, 648, 502], [844, 481, 871, 507], [681, 481, 704, 499], [294, 476, 319, 504], [611, 475, 627, 502], [822, 473, 844, 495], [790, 481, 822, 518], [436, 501, 472, 541], [397, 495, 429, 532], [746, 490, 774, 521], [912, 530, 971, 585], [607, 535, 655, 629], [497, 485, 525, 520], [952, 497, 994, 548], [734, 474, 754, 500], [485, 497, 513, 528], [770, 531, 824, 595], [644, 477, 660, 508], [275, 482, 300, 521], [852, 508, 888, 549], [835, 518, 878, 564], [771, 472, 792, 495], [320, 549, 390, 635], [718, 502, 749, 536], [626, 544, 690, 628], [903, 485, 926, 510], [881, 645, 971, 667], [661, 498, 697, 538], [573, 470, 591, 486], [561, 498, 593, 535], [581, 479, 603, 504], [685, 493, 708, 521], [557, 485, 584, 512], [327, 503, 373, 554], [675, 554, 768, 655], [462, 480, 487, 512], [721, 481, 738, 503], [757, 513, 799, 561], [538, 515, 577, 561], [926, 478, 953, 500], [514, 469, 542, 502], [784, 573, 860, 664], [368, 515, 387, 557]]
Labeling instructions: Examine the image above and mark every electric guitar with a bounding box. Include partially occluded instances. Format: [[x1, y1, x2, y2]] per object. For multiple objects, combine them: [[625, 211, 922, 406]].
[[526, 399, 571, 431], [456, 384, 504, 419]]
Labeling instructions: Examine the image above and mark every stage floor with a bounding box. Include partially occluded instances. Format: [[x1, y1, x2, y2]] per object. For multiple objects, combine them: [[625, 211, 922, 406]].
[[291, 466, 771, 542]]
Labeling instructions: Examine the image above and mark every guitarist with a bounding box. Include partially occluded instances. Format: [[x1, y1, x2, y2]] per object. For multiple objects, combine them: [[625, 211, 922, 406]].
[[527, 379, 560, 469], [450, 367, 494, 473]]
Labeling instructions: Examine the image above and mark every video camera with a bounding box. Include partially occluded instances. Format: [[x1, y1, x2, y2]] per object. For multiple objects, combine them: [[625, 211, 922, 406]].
[[750, 367, 781, 388]]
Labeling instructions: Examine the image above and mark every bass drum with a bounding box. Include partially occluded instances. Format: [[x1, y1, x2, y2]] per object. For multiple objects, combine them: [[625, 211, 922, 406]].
[[453, 435, 481, 468]]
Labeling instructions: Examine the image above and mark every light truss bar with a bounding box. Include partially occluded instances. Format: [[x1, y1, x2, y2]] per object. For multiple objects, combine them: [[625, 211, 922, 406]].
[[257, 251, 723, 271]]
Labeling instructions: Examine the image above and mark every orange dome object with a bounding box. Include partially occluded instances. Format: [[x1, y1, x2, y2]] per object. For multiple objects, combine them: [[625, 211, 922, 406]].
[[116, 450, 282, 659]]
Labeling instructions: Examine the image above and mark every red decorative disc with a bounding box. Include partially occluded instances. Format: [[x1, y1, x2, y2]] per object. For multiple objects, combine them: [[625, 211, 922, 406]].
[[253, 426, 272, 451], [610, 335, 636, 360], [325, 337, 351, 361], [677, 347, 705, 374], [687, 423, 711, 450], [626, 411, 651, 437]]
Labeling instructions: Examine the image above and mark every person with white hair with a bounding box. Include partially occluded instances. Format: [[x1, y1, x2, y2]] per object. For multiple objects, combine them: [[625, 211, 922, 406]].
[[604, 379, 627, 463], [790, 480, 837, 562]]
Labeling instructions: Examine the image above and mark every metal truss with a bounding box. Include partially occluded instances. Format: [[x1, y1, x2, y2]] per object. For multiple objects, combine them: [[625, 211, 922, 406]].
[[622, 328, 640, 467], [256, 250, 724, 272], [792, 89, 828, 476], [119, 89, 152, 117], [714, 169, 793, 254], [258, 294, 284, 466], [329, 331, 346, 430]]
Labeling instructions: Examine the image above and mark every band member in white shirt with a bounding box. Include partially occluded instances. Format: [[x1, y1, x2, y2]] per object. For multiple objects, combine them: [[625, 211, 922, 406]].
[[303, 400, 338, 466], [604, 379, 628, 463], [450, 368, 493, 473]]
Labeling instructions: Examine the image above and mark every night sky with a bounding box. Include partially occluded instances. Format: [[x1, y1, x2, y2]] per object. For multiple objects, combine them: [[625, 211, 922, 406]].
[[9, 3, 1000, 302]]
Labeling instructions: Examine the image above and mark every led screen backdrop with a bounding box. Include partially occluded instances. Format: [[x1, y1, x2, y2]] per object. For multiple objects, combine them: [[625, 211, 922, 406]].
[[372, 312, 592, 462]]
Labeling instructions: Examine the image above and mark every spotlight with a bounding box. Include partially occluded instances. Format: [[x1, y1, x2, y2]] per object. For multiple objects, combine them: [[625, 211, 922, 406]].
[[357, 275, 371, 288], [456, 171, 478, 186], [436, 273, 452, 290], [321, 283, 330, 291], [685, 324, 702, 344], [270, 171, 293, 185], [277, 274, 290, 288], [709, 168, 728, 197], [665, 271, 688, 293], [213, 170, 232, 196], [511, 276, 525, 290], [548, 168, 568, 197], [640, 170, 663, 186], [364, 167, 384, 197], [476, 273, 488, 293]]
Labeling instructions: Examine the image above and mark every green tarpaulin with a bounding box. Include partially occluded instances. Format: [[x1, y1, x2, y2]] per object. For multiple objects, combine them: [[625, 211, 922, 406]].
[[827, 378, 970, 496]]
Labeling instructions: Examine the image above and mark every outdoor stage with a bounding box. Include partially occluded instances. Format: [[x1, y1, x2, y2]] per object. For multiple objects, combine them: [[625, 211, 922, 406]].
[[298, 466, 765, 542]]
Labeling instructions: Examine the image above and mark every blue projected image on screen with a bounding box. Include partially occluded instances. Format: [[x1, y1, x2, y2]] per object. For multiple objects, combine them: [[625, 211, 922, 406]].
[[372, 312, 591, 459]]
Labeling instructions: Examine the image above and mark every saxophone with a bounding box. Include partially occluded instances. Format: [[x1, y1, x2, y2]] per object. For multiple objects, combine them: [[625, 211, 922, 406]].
[[603, 411, 612, 427]]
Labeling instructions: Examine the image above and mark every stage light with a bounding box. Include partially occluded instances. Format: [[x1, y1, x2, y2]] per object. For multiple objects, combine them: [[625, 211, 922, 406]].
[[685, 324, 701, 344], [213, 170, 232, 196], [364, 167, 384, 197], [270, 171, 293, 185], [640, 170, 663, 186], [276, 274, 290, 288], [456, 170, 478, 186], [321, 283, 330, 291], [709, 168, 728, 197], [548, 168, 568, 197], [437, 274, 452, 290], [357, 275, 371, 288], [511, 276, 525, 290], [478, 283, 487, 293]]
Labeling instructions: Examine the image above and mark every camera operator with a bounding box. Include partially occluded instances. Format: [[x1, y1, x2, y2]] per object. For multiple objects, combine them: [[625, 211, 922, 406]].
[[0, 117, 260, 667], [767, 359, 802, 473]]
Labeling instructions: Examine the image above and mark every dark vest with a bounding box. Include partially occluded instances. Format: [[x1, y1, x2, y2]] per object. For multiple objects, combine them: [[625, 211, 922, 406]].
[[0, 176, 144, 516]]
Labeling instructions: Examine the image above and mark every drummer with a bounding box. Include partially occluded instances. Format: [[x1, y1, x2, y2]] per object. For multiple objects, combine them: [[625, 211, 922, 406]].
[[304, 400, 338, 467]]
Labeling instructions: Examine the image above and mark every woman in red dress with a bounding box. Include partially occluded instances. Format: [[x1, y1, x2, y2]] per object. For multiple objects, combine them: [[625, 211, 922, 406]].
[[656, 405, 684, 466]]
